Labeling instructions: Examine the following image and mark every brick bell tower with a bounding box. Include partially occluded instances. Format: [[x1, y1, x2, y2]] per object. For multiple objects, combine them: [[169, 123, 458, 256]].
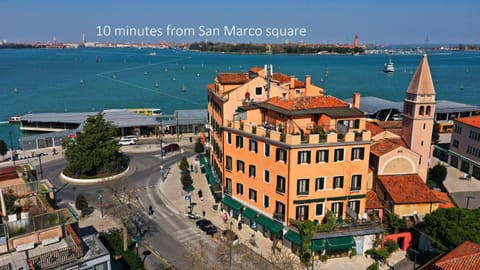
[[401, 54, 436, 181]]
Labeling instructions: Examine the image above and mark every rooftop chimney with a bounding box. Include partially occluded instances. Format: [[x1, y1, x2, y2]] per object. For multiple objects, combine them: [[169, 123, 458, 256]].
[[353, 92, 361, 109]]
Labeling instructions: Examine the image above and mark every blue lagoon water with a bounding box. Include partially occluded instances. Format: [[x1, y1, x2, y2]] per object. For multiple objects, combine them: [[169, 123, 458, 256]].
[[0, 48, 479, 147]]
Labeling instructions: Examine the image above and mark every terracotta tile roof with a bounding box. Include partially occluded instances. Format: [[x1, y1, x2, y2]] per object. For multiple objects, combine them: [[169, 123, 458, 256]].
[[249, 67, 263, 73], [378, 174, 441, 204], [272, 73, 305, 88], [370, 138, 407, 156], [266, 96, 348, 111], [366, 190, 383, 209], [456, 115, 480, 129], [207, 83, 215, 92], [432, 191, 456, 209], [216, 73, 250, 84], [376, 120, 403, 129], [434, 241, 480, 270], [366, 121, 385, 136]]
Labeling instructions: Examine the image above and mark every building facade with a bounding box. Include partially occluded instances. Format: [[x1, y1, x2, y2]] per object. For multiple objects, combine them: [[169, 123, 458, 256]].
[[449, 115, 480, 179], [207, 66, 373, 241]]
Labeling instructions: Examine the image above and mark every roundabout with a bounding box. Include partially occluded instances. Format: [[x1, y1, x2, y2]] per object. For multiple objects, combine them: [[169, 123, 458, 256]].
[[59, 165, 136, 185]]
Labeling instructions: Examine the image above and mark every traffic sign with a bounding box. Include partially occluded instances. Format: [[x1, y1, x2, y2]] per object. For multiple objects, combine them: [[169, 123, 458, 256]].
[[185, 195, 191, 201]]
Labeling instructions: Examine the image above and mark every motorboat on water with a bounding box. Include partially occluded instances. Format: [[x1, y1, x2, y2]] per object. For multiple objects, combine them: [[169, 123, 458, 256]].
[[9, 115, 21, 123], [383, 59, 395, 72]]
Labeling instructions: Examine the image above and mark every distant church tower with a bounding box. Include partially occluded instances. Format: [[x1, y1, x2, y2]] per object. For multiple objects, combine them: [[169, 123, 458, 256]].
[[354, 35, 360, 47], [401, 54, 436, 181]]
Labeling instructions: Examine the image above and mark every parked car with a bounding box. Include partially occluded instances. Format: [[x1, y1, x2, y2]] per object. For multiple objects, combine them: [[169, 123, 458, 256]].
[[118, 138, 136, 146], [196, 219, 217, 235], [122, 135, 138, 141], [163, 143, 180, 152]]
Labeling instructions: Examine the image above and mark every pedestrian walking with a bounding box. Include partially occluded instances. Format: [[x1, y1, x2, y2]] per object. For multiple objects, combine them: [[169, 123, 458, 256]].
[[202, 209, 206, 217]]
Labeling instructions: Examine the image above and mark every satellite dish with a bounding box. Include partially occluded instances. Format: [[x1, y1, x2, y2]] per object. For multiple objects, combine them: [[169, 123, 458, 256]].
[[336, 122, 348, 134]]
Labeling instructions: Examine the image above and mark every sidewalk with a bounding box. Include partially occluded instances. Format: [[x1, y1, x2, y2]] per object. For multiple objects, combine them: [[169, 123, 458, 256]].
[[157, 141, 303, 268]]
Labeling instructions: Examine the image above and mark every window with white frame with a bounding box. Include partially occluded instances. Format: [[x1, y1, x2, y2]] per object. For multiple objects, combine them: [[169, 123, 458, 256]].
[[351, 175, 362, 192], [236, 135, 244, 148], [249, 188, 257, 202], [264, 195, 270, 208], [333, 176, 344, 189], [334, 149, 344, 162], [276, 175, 286, 193], [236, 183, 244, 195], [225, 178, 232, 194], [297, 179, 309, 195], [249, 165, 256, 178], [315, 177, 325, 191], [264, 143, 270, 157], [297, 150, 311, 164], [226, 156, 232, 171], [316, 149, 329, 163], [296, 205, 309, 221], [276, 148, 287, 162], [331, 202, 344, 217], [264, 169, 270, 183], [249, 139, 258, 153], [348, 200, 360, 215], [351, 147, 365, 160], [315, 203, 324, 216], [255, 86, 263, 95], [237, 160, 245, 173]]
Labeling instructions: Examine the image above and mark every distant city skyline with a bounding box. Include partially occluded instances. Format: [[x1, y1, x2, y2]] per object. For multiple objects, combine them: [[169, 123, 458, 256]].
[[1, 0, 478, 45]]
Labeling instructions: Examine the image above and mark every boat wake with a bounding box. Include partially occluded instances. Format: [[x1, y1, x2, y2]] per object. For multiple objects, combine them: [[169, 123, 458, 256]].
[[0, 121, 10, 125]]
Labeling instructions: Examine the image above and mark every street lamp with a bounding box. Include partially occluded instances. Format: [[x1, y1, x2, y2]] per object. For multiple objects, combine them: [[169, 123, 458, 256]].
[[466, 196, 475, 209], [97, 189, 104, 218], [36, 153, 44, 180], [9, 130, 15, 166]]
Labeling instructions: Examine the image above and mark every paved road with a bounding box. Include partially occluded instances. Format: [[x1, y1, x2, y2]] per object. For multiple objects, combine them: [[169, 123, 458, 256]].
[[40, 145, 278, 270]]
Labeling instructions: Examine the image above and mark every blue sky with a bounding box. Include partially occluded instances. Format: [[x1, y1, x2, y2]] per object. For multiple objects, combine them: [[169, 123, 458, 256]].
[[1, 0, 478, 44]]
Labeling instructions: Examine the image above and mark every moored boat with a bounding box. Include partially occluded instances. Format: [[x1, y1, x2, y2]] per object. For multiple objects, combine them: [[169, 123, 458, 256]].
[[383, 59, 395, 72], [9, 115, 21, 123]]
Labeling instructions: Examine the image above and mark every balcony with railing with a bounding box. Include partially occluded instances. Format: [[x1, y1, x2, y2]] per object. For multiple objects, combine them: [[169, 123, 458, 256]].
[[230, 120, 371, 145]]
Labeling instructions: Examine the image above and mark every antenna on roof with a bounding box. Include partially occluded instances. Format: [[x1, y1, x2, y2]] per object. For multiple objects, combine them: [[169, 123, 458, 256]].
[[424, 36, 430, 55], [265, 64, 272, 99]]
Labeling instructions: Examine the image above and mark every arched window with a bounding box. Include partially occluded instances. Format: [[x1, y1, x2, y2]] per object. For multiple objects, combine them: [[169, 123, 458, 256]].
[[419, 106, 425, 116], [426, 106, 431, 116]]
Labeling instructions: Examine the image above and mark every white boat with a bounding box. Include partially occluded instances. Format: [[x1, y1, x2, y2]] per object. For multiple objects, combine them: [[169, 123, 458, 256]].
[[149, 52, 157, 56], [383, 59, 395, 72]]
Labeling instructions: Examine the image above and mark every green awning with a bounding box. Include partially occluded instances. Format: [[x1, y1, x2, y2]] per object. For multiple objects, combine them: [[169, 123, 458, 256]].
[[199, 155, 207, 166], [284, 230, 301, 246], [204, 166, 212, 175], [243, 207, 257, 220], [222, 196, 243, 211], [208, 175, 216, 185], [326, 236, 355, 250], [311, 239, 325, 252], [256, 215, 283, 234]]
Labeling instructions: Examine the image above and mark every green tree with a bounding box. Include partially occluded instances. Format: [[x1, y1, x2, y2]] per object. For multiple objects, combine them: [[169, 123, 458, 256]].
[[432, 122, 440, 145], [0, 139, 7, 160], [429, 163, 447, 184], [194, 138, 204, 153], [289, 219, 316, 264], [75, 194, 88, 210], [179, 157, 189, 171], [63, 113, 126, 177], [181, 172, 193, 189], [423, 208, 480, 251], [386, 213, 402, 234]]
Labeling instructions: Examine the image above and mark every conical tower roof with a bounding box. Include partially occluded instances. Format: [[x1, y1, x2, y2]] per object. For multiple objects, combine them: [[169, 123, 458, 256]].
[[406, 54, 435, 95]]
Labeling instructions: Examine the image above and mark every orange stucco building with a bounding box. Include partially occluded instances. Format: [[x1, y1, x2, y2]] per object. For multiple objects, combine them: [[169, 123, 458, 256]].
[[207, 66, 372, 231]]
